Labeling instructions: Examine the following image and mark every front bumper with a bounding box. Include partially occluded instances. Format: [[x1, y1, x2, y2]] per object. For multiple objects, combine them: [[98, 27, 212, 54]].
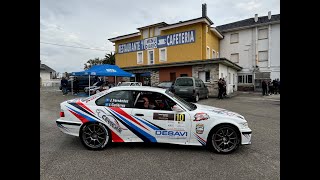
[[240, 130, 252, 145]]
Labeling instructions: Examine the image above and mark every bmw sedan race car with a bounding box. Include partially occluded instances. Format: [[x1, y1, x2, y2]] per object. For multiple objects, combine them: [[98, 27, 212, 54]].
[[56, 86, 252, 153]]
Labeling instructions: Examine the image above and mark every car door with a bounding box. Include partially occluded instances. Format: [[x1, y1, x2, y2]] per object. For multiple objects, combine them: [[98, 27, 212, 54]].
[[90, 90, 135, 142], [195, 79, 202, 98], [200, 80, 208, 97], [130, 90, 192, 144]]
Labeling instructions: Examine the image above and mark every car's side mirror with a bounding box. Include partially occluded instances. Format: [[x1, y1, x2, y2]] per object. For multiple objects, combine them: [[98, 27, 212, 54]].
[[172, 105, 184, 112]]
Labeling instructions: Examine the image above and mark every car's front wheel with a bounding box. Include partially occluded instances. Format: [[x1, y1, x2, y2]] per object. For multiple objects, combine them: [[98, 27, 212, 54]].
[[208, 124, 240, 154], [80, 123, 111, 150]]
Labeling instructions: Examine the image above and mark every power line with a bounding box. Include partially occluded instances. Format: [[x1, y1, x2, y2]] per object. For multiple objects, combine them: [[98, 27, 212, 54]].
[[40, 41, 113, 52]]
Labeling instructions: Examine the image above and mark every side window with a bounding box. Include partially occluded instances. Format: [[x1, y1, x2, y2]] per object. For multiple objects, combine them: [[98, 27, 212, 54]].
[[133, 91, 176, 111], [195, 80, 201, 87], [95, 90, 133, 108], [200, 80, 205, 87]]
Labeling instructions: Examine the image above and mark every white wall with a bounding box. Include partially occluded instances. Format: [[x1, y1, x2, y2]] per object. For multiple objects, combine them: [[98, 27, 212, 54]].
[[220, 29, 254, 73], [218, 64, 237, 94], [40, 71, 51, 81], [219, 22, 280, 84]]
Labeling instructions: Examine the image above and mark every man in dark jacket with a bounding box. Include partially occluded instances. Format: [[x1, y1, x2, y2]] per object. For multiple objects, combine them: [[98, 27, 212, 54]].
[[73, 77, 79, 95], [61, 77, 68, 95], [262, 80, 267, 96]]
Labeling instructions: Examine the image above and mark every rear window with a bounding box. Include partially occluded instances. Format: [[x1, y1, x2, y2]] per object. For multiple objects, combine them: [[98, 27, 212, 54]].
[[175, 78, 193, 86]]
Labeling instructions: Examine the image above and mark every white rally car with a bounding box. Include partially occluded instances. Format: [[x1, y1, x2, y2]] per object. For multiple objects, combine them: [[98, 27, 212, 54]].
[[56, 86, 252, 153]]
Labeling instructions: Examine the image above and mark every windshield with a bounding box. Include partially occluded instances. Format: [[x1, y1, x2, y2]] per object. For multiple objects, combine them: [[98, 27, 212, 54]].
[[166, 90, 197, 111], [158, 82, 172, 87], [118, 82, 131, 86], [175, 78, 193, 86]]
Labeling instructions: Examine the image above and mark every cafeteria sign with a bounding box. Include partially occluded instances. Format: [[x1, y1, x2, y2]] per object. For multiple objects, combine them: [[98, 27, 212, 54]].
[[118, 30, 195, 54]]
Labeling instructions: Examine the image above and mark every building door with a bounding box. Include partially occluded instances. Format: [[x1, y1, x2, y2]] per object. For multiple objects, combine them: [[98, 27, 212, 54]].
[[170, 72, 176, 82]]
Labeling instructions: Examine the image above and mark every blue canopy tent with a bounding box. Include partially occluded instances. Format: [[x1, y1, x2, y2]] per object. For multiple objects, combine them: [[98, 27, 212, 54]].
[[71, 64, 135, 95]]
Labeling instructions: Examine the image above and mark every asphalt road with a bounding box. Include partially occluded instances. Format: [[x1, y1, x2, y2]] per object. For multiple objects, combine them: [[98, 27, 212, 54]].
[[40, 87, 280, 180]]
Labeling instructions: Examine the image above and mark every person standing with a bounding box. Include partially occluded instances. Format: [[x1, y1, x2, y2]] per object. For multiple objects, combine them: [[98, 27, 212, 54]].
[[73, 77, 79, 95], [61, 77, 68, 96], [262, 80, 267, 96], [218, 78, 224, 99]]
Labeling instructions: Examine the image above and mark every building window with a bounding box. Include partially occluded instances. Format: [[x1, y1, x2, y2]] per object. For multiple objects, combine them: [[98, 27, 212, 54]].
[[206, 46, 210, 59], [199, 71, 210, 82], [143, 29, 149, 39], [205, 71, 210, 82], [137, 51, 143, 64], [154, 27, 160, 36], [228, 73, 231, 84], [238, 74, 253, 84], [212, 50, 216, 58], [230, 53, 239, 63], [180, 74, 188, 77], [258, 28, 268, 40], [258, 51, 268, 62], [248, 75, 252, 83], [159, 48, 167, 62], [230, 33, 239, 43], [148, 50, 154, 65]]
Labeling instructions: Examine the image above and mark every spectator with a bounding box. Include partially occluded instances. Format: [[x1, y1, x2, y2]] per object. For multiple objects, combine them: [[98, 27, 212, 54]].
[[262, 80, 268, 96], [73, 77, 79, 95], [61, 77, 68, 96]]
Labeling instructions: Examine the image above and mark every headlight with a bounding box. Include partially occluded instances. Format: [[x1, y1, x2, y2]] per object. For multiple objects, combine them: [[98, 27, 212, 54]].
[[239, 122, 248, 128]]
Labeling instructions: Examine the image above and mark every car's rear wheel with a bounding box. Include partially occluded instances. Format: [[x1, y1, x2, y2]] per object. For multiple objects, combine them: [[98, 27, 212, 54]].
[[194, 94, 199, 102], [208, 125, 240, 154], [80, 123, 111, 150]]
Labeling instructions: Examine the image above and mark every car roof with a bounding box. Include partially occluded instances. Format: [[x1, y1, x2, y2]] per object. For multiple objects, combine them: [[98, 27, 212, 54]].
[[109, 86, 167, 93]]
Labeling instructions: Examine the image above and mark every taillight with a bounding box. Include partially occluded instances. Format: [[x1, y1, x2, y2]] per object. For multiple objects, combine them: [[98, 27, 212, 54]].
[[60, 111, 65, 117]]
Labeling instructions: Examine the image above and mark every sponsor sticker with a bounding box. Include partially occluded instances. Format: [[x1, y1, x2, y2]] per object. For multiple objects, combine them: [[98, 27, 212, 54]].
[[155, 130, 188, 139], [153, 113, 174, 120], [196, 124, 204, 134]]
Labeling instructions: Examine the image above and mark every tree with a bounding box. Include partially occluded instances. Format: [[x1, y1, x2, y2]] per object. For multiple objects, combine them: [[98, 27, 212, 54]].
[[102, 52, 115, 65], [84, 57, 102, 70]]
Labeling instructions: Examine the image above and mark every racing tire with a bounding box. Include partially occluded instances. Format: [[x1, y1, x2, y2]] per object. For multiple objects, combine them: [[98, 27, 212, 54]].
[[207, 124, 240, 154], [80, 123, 111, 150], [194, 94, 199, 102]]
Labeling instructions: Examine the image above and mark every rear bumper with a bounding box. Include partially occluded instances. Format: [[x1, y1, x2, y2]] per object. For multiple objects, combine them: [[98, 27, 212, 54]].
[[56, 119, 82, 137]]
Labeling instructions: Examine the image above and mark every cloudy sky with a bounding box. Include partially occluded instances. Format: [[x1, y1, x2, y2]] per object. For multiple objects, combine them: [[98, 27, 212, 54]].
[[40, 0, 280, 73]]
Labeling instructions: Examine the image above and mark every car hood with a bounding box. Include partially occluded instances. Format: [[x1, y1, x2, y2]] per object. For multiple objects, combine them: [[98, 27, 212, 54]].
[[194, 103, 245, 120]]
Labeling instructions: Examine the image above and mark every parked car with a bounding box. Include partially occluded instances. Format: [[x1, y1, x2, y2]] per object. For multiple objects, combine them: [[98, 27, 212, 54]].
[[157, 81, 174, 92], [56, 86, 251, 153], [84, 81, 107, 94], [173, 77, 209, 102], [63, 76, 96, 91], [117, 82, 142, 86]]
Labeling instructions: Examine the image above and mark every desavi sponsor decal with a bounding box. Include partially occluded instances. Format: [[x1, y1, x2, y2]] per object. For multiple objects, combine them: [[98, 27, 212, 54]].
[[153, 113, 174, 121], [118, 30, 196, 54], [105, 98, 129, 108], [196, 124, 204, 134], [155, 130, 188, 139], [175, 114, 185, 122], [193, 112, 210, 121], [96, 109, 123, 133]]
